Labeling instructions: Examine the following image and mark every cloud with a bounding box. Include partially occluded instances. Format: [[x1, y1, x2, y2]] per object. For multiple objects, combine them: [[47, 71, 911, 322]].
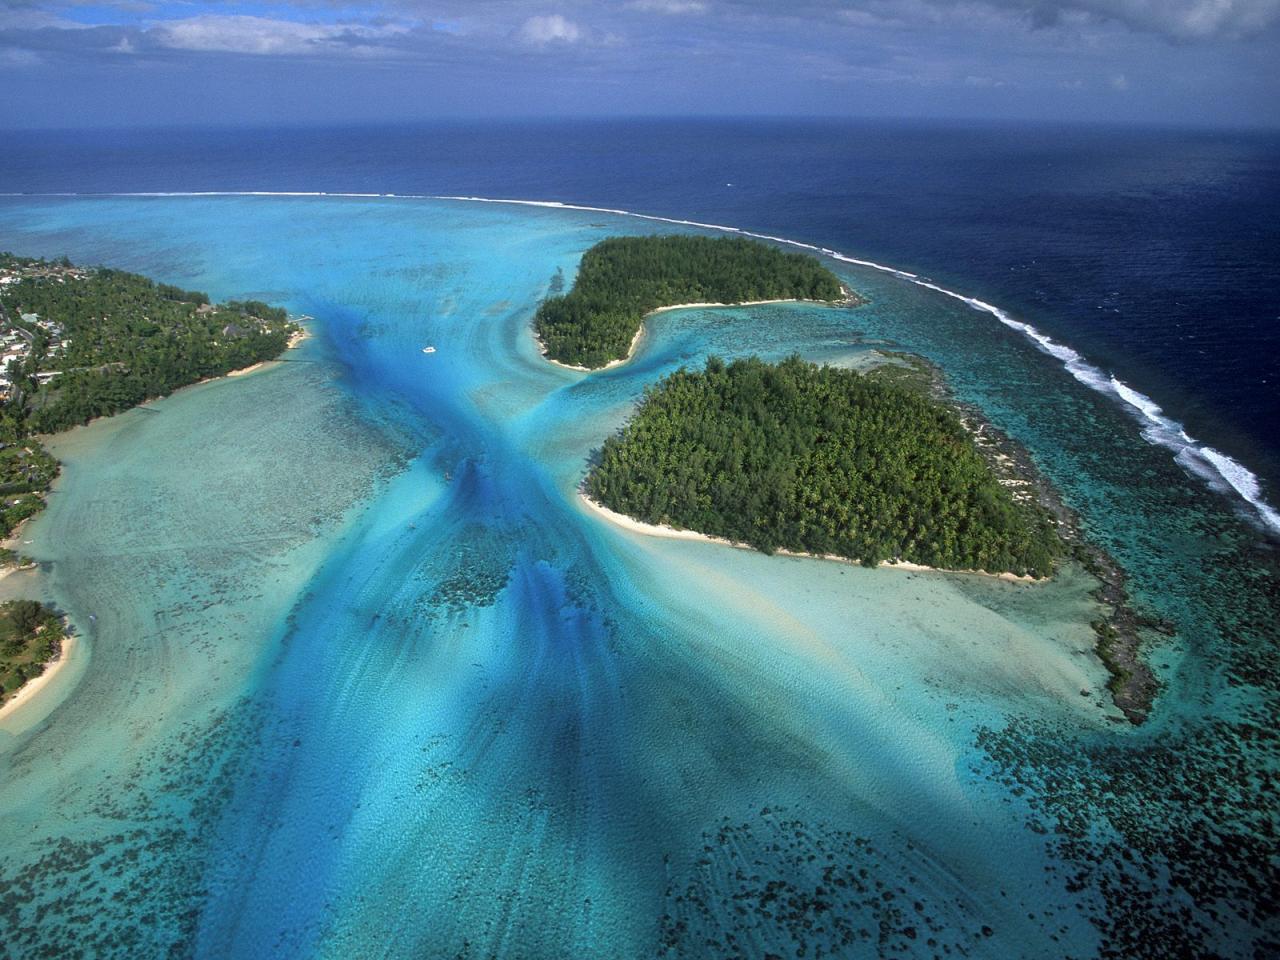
[[148, 14, 408, 57], [1000, 0, 1280, 39], [517, 13, 583, 45], [0, 45, 42, 67], [737, 0, 1280, 41], [629, 0, 710, 13], [1110, 71, 1129, 88], [0, 6, 88, 31]]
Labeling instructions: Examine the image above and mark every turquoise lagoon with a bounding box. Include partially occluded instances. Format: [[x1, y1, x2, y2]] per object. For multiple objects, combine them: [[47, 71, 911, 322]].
[[0, 196, 1275, 958]]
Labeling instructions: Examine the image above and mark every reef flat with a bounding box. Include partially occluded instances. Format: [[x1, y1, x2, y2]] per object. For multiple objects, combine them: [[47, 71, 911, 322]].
[[0, 194, 1273, 959]]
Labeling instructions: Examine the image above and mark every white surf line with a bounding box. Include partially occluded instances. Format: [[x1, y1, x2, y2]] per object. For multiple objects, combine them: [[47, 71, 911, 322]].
[[433, 196, 1280, 536], [6, 189, 1278, 535], [0, 191, 392, 198]]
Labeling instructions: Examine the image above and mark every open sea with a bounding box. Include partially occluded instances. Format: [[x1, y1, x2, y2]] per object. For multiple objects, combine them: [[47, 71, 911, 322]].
[[0, 119, 1277, 958]]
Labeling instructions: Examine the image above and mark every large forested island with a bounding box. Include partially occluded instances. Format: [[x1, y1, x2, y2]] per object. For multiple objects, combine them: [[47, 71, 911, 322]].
[[534, 235, 846, 368], [0, 254, 297, 434], [0, 253, 298, 706], [0, 254, 298, 543], [586, 356, 1064, 577]]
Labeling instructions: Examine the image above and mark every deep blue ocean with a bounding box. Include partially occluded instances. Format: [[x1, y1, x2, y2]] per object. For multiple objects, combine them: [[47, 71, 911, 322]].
[[5, 118, 1279, 509]]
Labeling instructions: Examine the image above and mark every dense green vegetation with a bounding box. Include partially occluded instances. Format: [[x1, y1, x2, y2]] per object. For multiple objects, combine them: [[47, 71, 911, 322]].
[[0, 598, 66, 705], [535, 236, 846, 368], [0, 254, 296, 543], [586, 356, 1064, 577], [0, 254, 297, 703], [0, 442, 59, 541], [1, 257, 295, 434]]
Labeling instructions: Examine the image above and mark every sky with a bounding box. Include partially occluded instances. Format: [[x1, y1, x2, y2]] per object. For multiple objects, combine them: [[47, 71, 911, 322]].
[[2, 0, 1278, 128]]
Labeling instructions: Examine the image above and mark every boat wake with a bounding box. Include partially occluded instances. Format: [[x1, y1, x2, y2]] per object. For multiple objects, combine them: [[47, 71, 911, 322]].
[[5, 189, 1277, 536]]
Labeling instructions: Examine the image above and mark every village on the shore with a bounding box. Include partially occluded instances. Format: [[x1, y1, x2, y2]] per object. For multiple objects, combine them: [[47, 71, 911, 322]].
[[0, 257, 80, 401]]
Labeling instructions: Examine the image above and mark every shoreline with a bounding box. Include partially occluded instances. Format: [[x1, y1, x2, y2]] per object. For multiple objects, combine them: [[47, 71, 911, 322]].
[[538, 324, 645, 373], [39, 322, 313, 427], [537, 288, 858, 372], [908, 353, 1165, 724], [579, 492, 1036, 583], [200, 322, 311, 384], [0, 633, 77, 724], [0, 322, 312, 723], [1, 520, 36, 553]]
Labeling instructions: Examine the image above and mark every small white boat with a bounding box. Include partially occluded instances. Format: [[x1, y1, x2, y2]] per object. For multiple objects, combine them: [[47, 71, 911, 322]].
[[422, 346, 436, 354]]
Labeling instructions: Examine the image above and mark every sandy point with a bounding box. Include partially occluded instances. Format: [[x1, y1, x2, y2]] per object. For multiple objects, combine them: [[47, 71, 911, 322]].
[[210, 322, 312, 381], [0, 634, 81, 728]]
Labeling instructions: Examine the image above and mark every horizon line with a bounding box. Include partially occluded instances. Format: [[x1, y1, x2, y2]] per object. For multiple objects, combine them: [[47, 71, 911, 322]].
[[3, 114, 1279, 136]]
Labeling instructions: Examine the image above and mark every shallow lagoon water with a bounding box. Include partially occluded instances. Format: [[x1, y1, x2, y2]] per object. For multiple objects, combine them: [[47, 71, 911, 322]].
[[0, 196, 1275, 958]]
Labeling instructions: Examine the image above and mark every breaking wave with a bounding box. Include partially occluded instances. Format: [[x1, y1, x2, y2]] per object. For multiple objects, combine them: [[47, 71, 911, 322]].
[[6, 190, 1277, 535]]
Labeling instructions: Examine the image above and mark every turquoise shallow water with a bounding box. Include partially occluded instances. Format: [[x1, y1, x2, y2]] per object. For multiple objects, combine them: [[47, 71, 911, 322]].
[[0, 197, 1275, 958]]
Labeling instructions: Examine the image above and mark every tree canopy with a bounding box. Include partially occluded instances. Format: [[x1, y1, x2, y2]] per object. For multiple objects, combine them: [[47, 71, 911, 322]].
[[1, 259, 295, 434], [0, 597, 66, 704], [535, 235, 846, 368], [586, 355, 1064, 577], [0, 254, 296, 541]]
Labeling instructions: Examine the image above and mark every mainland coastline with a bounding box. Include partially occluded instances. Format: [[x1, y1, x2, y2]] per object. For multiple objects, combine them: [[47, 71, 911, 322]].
[[0, 632, 76, 725], [0, 325, 311, 718], [202, 323, 310, 382], [0, 257, 307, 718]]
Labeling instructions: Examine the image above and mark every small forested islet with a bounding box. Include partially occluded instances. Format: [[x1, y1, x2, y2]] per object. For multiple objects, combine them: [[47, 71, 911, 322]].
[[534, 235, 846, 369]]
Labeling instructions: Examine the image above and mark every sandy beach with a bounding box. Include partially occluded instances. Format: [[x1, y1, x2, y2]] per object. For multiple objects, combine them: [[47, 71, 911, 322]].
[[538, 324, 645, 373], [0, 324, 315, 723], [205, 323, 311, 382], [0, 634, 77, 724], [579, 492, 1036, 582], [0, 521, 37, 554]]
